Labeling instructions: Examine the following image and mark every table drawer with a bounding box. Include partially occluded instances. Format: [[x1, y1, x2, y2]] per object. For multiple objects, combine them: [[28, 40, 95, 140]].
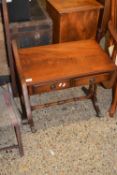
[[28, 73, 111, 95], [29, 79, 73, 94], [74, 74, 110, 86]]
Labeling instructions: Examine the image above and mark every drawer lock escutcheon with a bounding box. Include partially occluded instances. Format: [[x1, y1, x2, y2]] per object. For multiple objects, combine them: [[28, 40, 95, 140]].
[[50, 84, 56, 90]]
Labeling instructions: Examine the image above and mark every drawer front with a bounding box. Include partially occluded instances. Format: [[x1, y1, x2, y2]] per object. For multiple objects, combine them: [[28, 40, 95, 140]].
[[74, 74, 110, 86], [29, 80, 74, 95], [28, 73, 110, 95]]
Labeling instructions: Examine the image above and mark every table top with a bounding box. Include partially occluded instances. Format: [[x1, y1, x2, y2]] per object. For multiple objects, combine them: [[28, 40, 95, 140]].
[[18, 40, 116, 85], [47, 0, 103, 13]]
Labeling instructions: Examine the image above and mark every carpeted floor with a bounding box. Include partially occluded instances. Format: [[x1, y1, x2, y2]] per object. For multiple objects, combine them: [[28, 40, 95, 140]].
[[0, 86, 117, 175]]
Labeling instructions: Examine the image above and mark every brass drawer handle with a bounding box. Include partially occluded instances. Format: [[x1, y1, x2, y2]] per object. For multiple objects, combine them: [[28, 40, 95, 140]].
[[50, 82, 67, 90], [58, 82, 66, 88]]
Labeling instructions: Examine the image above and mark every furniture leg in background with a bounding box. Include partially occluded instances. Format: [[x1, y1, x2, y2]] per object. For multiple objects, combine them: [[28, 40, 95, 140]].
[[0, 84, 24, 156]]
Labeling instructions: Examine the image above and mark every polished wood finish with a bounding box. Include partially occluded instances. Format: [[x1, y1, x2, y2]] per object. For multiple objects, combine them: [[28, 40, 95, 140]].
[[97, 0, 111, 41], [107, 0, 117, 117], [2, 0, 115, 131], [111, 0, 117, 28], [12, 38, 116, 131], [46, 0, 103, 43], [19, 40, 115, 85]]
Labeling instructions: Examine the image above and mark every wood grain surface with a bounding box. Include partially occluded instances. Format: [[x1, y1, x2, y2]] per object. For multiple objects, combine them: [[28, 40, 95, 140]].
[[46, 0, 103, 43], [19, 40, 115, 85]]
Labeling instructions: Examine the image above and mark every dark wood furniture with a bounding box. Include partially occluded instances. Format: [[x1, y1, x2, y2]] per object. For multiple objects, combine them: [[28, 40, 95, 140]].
[[1, 0, 17, 96], [12, 37, 117, 132], [1, 0, 52, 96], [7, 0, 30, 22], [10, 0, 53, 48], [106, 0, 117, 115], [97, 0, 111, 41], [111, 0, 117, 32], [2, 0, 117, 133], [0, 84, 24, 156], [46, 0, 103, 43]]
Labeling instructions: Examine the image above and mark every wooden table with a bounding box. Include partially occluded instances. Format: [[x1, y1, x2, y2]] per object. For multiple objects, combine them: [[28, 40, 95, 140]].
[[12, 39, 117, 131], [46, 0, 103, 43]]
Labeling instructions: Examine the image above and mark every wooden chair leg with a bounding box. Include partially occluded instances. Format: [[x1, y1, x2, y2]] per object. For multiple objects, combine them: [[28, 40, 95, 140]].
[[109, 83, 117, 117], [14, 124, 24, 157], [96, 29, 102, 43]]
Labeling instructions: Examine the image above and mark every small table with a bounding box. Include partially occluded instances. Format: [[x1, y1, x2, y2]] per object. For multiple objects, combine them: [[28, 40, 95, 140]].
[[47, 0, 103, 43]]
